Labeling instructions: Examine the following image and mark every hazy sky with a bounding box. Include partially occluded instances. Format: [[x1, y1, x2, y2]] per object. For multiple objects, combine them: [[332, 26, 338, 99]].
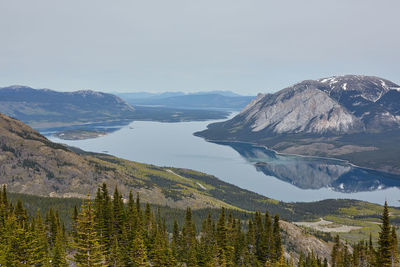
[[1, 0, 399, 94]]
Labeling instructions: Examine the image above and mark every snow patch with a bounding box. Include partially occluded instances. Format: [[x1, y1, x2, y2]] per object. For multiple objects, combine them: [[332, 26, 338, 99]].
[[320, 77, 338, 85], [196, 182, 207, 190], [380, 80, 388, 89]]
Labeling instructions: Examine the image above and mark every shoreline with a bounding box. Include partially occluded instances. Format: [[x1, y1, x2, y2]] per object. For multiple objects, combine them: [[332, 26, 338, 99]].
[[52, 130, 109, 140], [193, 134, 400, 176]]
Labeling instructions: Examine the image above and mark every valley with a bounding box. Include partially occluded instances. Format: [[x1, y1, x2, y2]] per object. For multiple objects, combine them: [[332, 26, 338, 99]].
[[2, 1, 399, 264], [0, 106, 398, 246], [49, 118, 400, 207]]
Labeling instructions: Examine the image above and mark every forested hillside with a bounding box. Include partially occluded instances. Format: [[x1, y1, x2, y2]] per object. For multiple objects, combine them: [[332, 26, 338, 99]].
[[1, 185, 398, 266], [0, 184, 315, 266]]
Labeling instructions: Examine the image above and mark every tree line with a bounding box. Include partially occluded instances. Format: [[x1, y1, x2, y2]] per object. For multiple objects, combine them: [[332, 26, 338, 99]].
[[0, 183, 398, 266]]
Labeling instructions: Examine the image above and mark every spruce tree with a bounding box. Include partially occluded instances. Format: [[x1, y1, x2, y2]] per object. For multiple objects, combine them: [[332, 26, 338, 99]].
[[72, 196, 106, 267], [52, 230, 68, 267], [378, 201, 392, 267], [131, 231, 149, 266], [272, 214, 282, 263], [391, 226, 399, 266], [331, 235, 340, 267], [368, 233, 376, 266], [28, 211, 51, 266]]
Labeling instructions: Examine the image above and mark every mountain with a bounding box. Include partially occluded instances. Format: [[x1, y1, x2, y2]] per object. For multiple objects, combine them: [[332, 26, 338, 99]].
[[0, 85, 135, 128], [317, 75, 400, 132], [1, 112, 399, 250], [196, 75, 400, 174], [191, 90, 244, 97], [0, 111, 290, 213], [116, 91, 185, 100], [0, 86, 231, 131], [118, 92, 255, 110]]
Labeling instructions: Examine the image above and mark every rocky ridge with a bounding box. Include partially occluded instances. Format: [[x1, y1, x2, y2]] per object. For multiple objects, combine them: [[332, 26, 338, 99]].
[[196, 75, 400, 174], [235, 75, 400, 135]]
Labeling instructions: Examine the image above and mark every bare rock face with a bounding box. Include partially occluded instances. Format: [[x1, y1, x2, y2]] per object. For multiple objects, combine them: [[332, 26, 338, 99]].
[[318, 75, 400, 131], [240, 80, 362, 134], [206, 75, 400, 136]]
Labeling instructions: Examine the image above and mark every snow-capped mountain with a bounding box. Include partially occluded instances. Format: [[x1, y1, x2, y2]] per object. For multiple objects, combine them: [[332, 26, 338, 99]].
[[202, 75, 400, 136], [195, 75, 400, 174]]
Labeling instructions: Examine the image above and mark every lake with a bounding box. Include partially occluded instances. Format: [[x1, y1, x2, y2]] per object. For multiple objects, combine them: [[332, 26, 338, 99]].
[[48, 118, 400, 206]]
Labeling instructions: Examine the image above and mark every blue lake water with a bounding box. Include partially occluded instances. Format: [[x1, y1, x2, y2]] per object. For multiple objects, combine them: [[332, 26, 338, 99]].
[[48, 118, 400, 207]]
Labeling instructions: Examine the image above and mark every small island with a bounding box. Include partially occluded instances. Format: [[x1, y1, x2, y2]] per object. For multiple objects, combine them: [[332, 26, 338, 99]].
[[52, 129, 108, 140]]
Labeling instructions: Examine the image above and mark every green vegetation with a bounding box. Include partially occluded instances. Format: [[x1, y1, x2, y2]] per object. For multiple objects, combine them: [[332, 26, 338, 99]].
[[52, 130, 108, 140], [4, 184, 399, 266], [3, 111, 398, 243], [330, 202, 399, 267], [292, 199, 400, 243], [0, 184, 299, 266]]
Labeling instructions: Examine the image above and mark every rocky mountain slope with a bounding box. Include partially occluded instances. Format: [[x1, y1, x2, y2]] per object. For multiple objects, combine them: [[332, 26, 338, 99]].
[[0, 111, 298, 214], [0, 85, 135, 128], [196, 75, 400, 174]]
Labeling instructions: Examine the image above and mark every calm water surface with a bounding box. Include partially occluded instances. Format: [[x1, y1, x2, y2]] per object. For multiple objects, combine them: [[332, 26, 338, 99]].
[[48, 118, 400, 207]]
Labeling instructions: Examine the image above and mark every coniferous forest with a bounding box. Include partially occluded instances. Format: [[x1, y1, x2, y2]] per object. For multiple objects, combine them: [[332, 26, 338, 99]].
[[0, 184, 398, 267]]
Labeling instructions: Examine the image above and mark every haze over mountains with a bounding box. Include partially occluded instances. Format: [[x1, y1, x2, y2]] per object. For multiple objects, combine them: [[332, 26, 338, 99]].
[[0, 86, 246, 130], [117, 91, 254, 110], [196, 75, 400, 174]]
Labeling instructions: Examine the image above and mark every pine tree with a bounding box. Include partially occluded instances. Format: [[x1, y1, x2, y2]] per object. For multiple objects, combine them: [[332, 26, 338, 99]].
[[272, 214, 282, 263], [5, 215, 30, 265], [52, 230, 68, 267], [28, 211, 51, 266], [182, 207, 197, 264], [264, 211, 274, 261], [72, 195, 106, 267], [216, 207, 229, 265], [331, 235, 340, 267], [378, 201, 392, 267], [130, 231, 149, 266], [391, 226, 399, 266], [368, 233, 376, 266], [72, 205, 79, 239], [172, 219, 180, 258]]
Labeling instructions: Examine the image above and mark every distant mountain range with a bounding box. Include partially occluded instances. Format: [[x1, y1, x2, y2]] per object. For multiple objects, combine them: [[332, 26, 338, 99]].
[[0, 86, 233, 130], [116, 90, 243, 99], [0, 85, 135, 128], [117, 91, 255, 110], [196, 75, 400, 174]]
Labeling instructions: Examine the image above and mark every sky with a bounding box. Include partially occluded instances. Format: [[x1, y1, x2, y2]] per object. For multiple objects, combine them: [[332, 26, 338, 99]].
[[1, 0, 399, 95]]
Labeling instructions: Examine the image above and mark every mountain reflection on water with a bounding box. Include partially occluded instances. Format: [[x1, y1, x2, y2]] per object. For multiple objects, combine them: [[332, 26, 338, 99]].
[[213, 141, 400, 193]]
